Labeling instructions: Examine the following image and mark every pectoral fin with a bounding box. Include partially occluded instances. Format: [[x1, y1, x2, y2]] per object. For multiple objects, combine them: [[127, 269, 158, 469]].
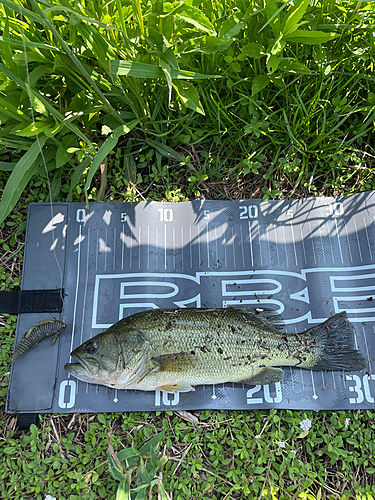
[[156, 382, 195, 393], [151, 352, 193, 372], [239, 367, 284, 385]]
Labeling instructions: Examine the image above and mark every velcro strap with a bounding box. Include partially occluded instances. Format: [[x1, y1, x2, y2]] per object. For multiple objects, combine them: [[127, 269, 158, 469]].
[[0, 289, 64, 314]]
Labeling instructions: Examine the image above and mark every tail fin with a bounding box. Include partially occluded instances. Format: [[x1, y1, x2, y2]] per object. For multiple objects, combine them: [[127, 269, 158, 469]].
[[308, 312, 367, 371]]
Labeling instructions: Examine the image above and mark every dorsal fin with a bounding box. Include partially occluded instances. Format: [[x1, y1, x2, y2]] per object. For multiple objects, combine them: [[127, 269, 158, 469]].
[[234, 307, 284, 331]]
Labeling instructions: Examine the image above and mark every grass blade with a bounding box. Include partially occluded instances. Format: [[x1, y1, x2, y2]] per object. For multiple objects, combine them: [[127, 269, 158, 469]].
[[145, 139, 195, 170], [67, 156, 92, 202], [114, 0, 131, 50], [84, 120, 140, 206], [285, 30, 338, 43], [27, 0, 120, 119], [116, 479, 131, 500], [0, 0, 42, 22], [110, 60, 218, 80], [138, 430, 166, 457], [284, 0, 310, 36], [0, 36, 62, 52], [0, 162, 17, 171], [261, 0, 292, 35], [0, 94, 30, 122], [0, 137, 47, 224], [43, 4, 121, 31], [0, 62, 92, 145]]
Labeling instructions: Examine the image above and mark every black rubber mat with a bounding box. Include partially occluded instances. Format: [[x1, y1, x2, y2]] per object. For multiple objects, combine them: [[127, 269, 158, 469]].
[[6, 193, 375, 413]]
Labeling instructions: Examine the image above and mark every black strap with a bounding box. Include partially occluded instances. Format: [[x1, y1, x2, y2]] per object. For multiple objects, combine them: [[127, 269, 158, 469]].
[[0, 289, 64, 314]]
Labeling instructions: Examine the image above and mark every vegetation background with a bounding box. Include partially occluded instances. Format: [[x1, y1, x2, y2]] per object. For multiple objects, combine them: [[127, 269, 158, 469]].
[[1, 0, 375, 498]]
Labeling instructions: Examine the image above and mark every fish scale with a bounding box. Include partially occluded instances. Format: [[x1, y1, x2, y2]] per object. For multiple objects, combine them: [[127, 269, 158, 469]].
[[128, 309, 286, 387], [65, 308, 367, 393]]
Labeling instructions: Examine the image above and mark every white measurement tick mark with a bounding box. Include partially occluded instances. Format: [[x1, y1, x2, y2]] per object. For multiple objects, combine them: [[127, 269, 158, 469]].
[[181, 227, 184, 270], [353, 218, 363, 262], [344, 223, 353, 263], [113, 228, 116, 269], [231, 226, 236, 268], [215, 226, 219, 264], [105, 228, 107, 270], [189, 226, 192, 268], [308, 222, 317, 265], [69, 224, 82, 366], [265, 225, 271, 265], [138, 227, 141, 269], [147, 226, 150, 269], [289, 220, 298, 266], [248, 221, 254, 267], [164, 224, 167, 270], [282, 225, 289, 267], [300, 224, 307, 264], [121, 224, 125, 270], [334, 218, 344, 263], [363, 218, 373, 260], [113, 389, 119, 403], [240, 224, 245, 267], [310, 371, 318, 400], [80, 227, 90, 344], [206, 223, 210, 268]]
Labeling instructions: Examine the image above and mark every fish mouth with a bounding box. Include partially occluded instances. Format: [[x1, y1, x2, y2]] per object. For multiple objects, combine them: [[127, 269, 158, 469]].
[[64, 354, 98, 376], [64, 361, 91, 375]]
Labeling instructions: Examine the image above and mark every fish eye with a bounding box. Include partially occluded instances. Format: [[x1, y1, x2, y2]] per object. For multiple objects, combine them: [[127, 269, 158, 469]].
[[86, 343, 97, 354]]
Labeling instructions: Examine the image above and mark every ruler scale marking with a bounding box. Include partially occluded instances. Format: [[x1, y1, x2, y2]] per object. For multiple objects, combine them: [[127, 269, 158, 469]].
[[353, 218, 363, 262], [240, 224, 245, 267], [334, 218, 344, 264], [290, 221, 298, 266], [344, 223, 354, 263], [363, 218, 373, 260], [80, 227, 90, 345], [248, 221, 254, 268]]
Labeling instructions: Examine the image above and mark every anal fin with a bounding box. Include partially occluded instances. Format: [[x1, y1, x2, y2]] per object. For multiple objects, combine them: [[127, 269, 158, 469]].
[[239, 367, 284, 386], [156, 382, 195, 393]]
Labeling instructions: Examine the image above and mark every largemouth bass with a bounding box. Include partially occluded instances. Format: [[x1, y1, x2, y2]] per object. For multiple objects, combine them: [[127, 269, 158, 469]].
[[64, 308, 366, 392], [12, 318, 67, 362]]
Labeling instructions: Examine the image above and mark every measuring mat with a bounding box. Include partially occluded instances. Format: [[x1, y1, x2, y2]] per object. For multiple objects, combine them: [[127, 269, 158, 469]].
[[6, 193, 375, 413]]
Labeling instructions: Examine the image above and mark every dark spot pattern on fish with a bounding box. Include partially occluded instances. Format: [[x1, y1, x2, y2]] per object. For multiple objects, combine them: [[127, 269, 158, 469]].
[[65, 308, 367, 391], [199, 346, 209, 353]]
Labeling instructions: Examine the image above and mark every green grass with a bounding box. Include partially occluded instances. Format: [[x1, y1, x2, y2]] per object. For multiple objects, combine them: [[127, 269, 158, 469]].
[[2, 381, 375, 499], [1, 0, 375, 498], [0, 0, 375, 217]]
